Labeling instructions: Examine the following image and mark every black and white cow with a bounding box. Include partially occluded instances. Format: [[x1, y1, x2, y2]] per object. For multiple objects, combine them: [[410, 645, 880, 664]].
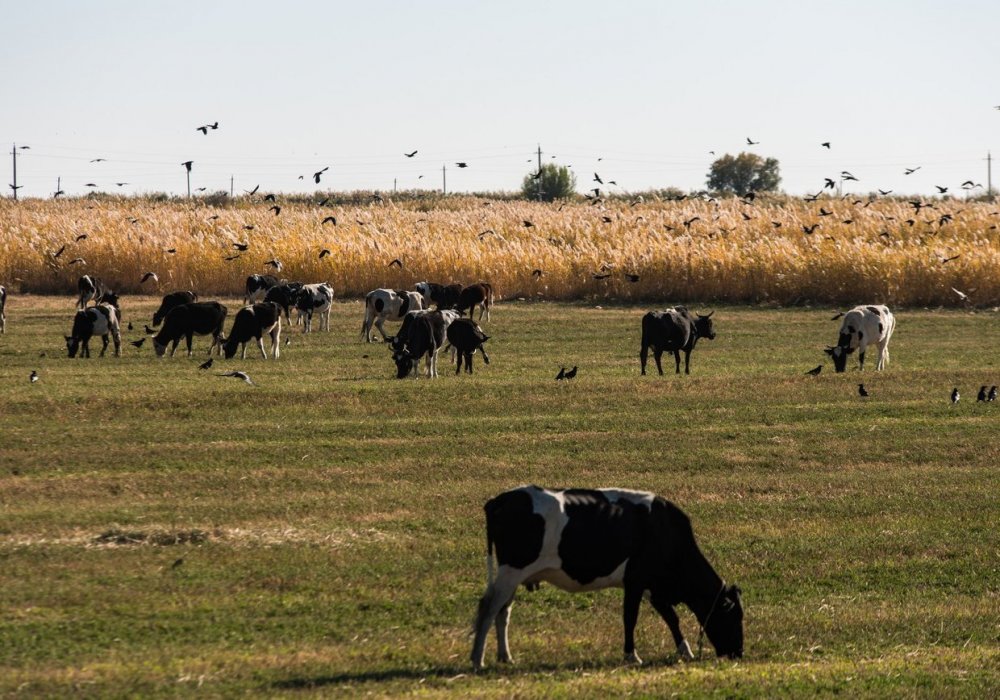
[[263, 282, 304, 324], [223, 302, 282, 360], [245, 274, 281, 305], [361, 288, 425, 342], [76, 275, 108, 310], [295, 283, 334, 333], [457, 282, 495, 322], [415, 281, 463, 310], [640, 307, 716, 375], [471, 485, 744, 669], [0, 284, 6, 334], [446, 318, 491, 374], [152, 302, 228, 357], [152, 290, 198, 327], [825, 305, 896, 373], [388, 309, 461, 354], [65, 303, 122, 358], [391, 311, 448, 378]]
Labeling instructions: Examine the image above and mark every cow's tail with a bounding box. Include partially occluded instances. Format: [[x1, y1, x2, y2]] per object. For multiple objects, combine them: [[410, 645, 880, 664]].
[[360, 294, 373, 339], [484, 503, 496, 587]]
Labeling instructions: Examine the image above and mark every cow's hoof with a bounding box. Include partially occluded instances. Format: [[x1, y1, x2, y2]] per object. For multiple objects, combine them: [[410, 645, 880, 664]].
[[678, 641, 695, 661], [624, 652, 643, 666], [497, 654, 514, 664]]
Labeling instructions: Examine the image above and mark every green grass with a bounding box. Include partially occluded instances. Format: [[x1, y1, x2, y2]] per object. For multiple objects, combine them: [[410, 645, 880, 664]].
[[1, 296, 999, 698]]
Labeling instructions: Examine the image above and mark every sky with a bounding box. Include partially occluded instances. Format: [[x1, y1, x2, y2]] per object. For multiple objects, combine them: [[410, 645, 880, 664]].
[[2, 0, 998, 199]]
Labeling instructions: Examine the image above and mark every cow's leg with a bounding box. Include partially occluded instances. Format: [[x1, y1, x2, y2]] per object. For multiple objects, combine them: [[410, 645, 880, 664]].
[[684, 349, 692, 375], [879, 341, 889, 370], [654, 349, 664, 376], [858, 350, 866, 371], [456, 351, 463, 375], [472, 573, 520, 670], [240, 343, 248, 360], [622, 583, 644, 665], [256, 335, 267, 360], [81, 339, 90, 358], [649, 592, 694, 660], [99, 335, 109, 357], [112, 331, 121, 357], [375, 317, 390, 341], [640, 344, 648, 375], [495, 597, 515, 664]]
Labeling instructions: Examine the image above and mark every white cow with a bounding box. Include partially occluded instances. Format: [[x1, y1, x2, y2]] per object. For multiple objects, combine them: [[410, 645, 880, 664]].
[[825, 304, 896, 372], [361, 288, 424, 342]]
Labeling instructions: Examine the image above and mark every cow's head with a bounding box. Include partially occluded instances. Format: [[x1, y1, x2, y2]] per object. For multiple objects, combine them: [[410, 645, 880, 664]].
[[824, 345, 853, 373], [103, 291, 120, 312], [152, 338, 168, 357], [695, 311, 716, 340], [222, 339, 238, 360], [392, 349, 417, 379], [705, 583, 744, 659], [65, 335, 80, 358]]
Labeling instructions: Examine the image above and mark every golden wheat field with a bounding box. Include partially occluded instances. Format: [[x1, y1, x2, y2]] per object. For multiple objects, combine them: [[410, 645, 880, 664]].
[[1, 194, 998, 305]]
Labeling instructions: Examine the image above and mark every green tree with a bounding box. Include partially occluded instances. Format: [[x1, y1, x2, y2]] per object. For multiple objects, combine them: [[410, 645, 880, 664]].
[[521, 163, 577, 202], [706, 152, 781, 195]]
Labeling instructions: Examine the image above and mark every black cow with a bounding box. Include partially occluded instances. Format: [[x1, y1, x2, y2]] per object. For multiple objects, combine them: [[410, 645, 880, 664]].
[[388, 309, 460, 354], [0, 284, 6, 334], [152, 302, 228, 357], [152, 290, 198, 327], [65, 303, 122, 358], [640, 307, 716, 375], [457, 282, 494, 321], [76, 275, 109, 310], [392, 311, 447, 378], [446, 318, 491, 374], [263, 282, 304, 323], [223, 302, 282, 360], [245, 274, 280, 305], [471, 485, 744, 669], [415, 281, 463, 310]]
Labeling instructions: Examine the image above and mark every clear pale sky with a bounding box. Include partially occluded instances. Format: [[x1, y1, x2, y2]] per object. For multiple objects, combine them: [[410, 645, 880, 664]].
[[2, 0, 998, 199]]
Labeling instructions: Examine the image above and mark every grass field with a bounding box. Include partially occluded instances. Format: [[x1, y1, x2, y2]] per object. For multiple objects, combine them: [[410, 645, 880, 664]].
[[1, 296, 999, 697]]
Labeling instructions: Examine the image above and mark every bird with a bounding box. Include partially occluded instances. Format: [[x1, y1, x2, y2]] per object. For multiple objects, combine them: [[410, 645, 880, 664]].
[[317, 197, 331, 206], [683, 216, 700, 228], [455, 162, 468, 168], [601, 216, 613, 223], [218, 370, 255, 385], [746, 137, 759, 145], [624, 273, 640, 283], [821, 142, 831, 149], [531, 268, 543, 278], [904, 166, 921, 175], [935, 185, 948, 194], [196, 121, 219, 134], [29, 370, 38, 383], [68, 257, 86, 265], [223, 254, 241, 261], [878, 189, 893, 196], [404, 150, 418, 158], [523, 220, 534, 228], [951, 388, 960, 405], [322, 216, 337, 225], [841, 171, 858, 182], [242, 225, 255, 230], [818, 208, 833, 217], [269, 205, 281, 216], [858, 384, 869, 397], [233, 242, 249, 251], [264, 259, 283, 271], [388, 258, 403, 269], [75, 233, 88, 242], [988, 386, 997, 402], [564, 366, 578, 380], [181, 161, 193, 172], [319, 249, 332, 259], [53, 244, 66, 258], [592, 273, 611, 280], [951, 287, 968, 302], [555, 367, 566, 381], [977, 386, 987, 402], [171, 557, 185, 569], [803, 223, 820, 234], [593, 172, 604, 184], [199, 358, 213, 370], [144, 325, 156, 335], [53, 190, 65, 198], [127, 321, 134, 331], [130, 338, 145, 348], [84, 183, 97, 188], [165, 248, 176, 254], [263, 193, 277, 202], [824, 178, 836, 189], [313, 167, 329, 184], [245, 185, 260, 196], [805, 365, 822, 376], [140, 272, 158, 284], [90, 158, 106, 163]]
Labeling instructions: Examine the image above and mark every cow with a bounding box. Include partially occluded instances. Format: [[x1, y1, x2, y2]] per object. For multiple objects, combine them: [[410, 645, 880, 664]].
[[640, 307, 716, 375], [825, 305, 896, 373], [223, 302, 282, 360], [471, 485, 744, 670], [388, 309, 461, 355], [152, 302, 228, 357], [446, 318, 491, 374], [76, 275, 109, 310], [361, 288, 424, 342], [152, 290, 198, 327], [415, 281, 463, 310], [65, 303, 122, 358], [457, 282, 495, 322], [391, 311, 448, 378], [263, 282, 304, 324], [295, 283, 334, 333], [245, 274, 280, 304], [0, 284, 6, 334]]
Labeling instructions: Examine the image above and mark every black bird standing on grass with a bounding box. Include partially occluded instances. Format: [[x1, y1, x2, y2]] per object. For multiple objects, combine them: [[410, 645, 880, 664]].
[[564, 366, 578, 380], [145, 325, 156, 335], [977, 386, 987, 402], [951, 388, 960, 405], [131, 338, 145, 349], [858, 383, 869, 397], [199, 358, 213, 370], [127, 322, 134, 331], [555, 367, 566, 381], [805, 365, 822, 376], [988, 386, 997, 402], [30, 370, 38, 383]]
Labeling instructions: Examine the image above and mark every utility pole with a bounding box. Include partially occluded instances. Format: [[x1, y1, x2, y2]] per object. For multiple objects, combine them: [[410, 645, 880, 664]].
[[230, 175, 234, 198], [442, 164, 447, 195], [57, 176, 61, 195], [537, 143, 543, 201], [394, 177, 397, 193], [988, 151, 994, 200], [11, 143, 18, 201]]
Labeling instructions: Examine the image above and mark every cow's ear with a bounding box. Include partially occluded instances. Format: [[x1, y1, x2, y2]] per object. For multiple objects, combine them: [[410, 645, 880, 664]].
[[824, 346, 834, 356], [730, 584, 742, 597]]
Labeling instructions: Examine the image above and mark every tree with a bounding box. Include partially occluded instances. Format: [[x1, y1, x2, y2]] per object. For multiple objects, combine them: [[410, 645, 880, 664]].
[[521, 163, 576, 202], [706, 152, 781, 195]]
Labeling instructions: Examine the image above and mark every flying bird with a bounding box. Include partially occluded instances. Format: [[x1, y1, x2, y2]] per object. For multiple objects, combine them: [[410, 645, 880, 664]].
[[233, 242, 249, 251], [140, 272, 158, 284], [455, 162, 468, 168], [951, 287, 968, 301], [319, 249, 331, 259], [531, 268, 543, 278], [404, 150, 418, 158], [388, 258, 403, 269], [593, 172, 603, 184], [805, 365, 822, 376], [818, 208, 833, 216], [196, 121, 218, 134], [746, 137, 759, 145], [821, 142, 830, 149], [245, 185, 260, 196], [90, 158, 106, 163], [130, 338, 145, 348], [263, 193, 276, 202], [199, 358, 213, 370], [951, 387, 960, 405], [53, 244, 66, 258], [181, 161, 193, 172], [313, 167, 329, 184], [592, 273, 611, 280], [523, 220, 534, 228], [29, 370, 38, 383], [803, 224, 820, 234], [68, 257, 86, 265], [683, 216, 700, 228], [322, 216, 336, 225], [935, 185, 948, 194], [878, 189, 893, 196], [824, 178, 836, 189], [624, 273, 640, 283], [904, 166, 921, 175], [269, 205, 281, 216], [858, 383, 869, 397], [75, 233, 88, 242], [218, 371, 255, 386], [224, 254, 241, 261]]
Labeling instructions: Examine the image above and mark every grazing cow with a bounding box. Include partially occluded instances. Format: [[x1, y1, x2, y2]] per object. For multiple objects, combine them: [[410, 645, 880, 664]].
[[263, 282, 304, 323], [0, 284, 6, 334], [223, 302, 282, 360], [388, 309, 460, 354], [65, 303, 122, 358], [640, 307, 716, 375], [825, 305, 896, 373], [471, 485, 744, 669], [245, 274, 281, 304], [415, 281, 463, 310], [76, 275, 108, 310], [152, 302, 228, 357], [295, 282, 334, 333], [446, 318, 491, 374], [391, 311, 447, 378], [457, 282, 495, 321], [361, 288, 425, 342], [152, 290, 198, 326]]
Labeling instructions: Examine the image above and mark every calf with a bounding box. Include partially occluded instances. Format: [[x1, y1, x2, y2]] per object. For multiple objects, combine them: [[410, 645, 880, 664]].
[[152, 290, 198, 327], [245, 274, 280, 304], [392, 311, 447, 378], [640, 307, 716, 375], [415, 281, 463, 310], [76, 275, 108, 310], [472, 485, 744, 669], [223, 302, 282, 360], [825, 305, 896, 372], [295, 282, 334, 333], [65, 303, 122, 358], [361, 288, 425, 342], [457, 282, 495, 322], [0, 284, 6, 333], [152, 302, 228, 357], [263, 282, 304, 324], [446, 318, 491, 374]]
